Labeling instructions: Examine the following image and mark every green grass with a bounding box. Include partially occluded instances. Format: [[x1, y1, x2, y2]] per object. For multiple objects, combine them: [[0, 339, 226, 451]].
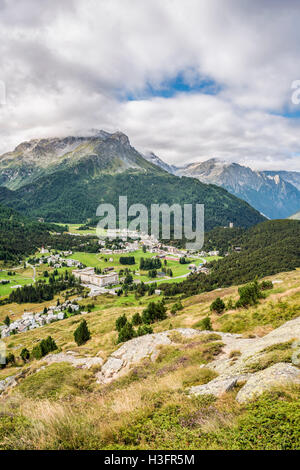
[[1, 387, 299, 450], [0, 270, 33, 297], [216, 297, 300, 334], [67, 250, 218, 283], [1, 267, 300, 450], [17, 363, 95, 399], [56, 223, 97, 235]]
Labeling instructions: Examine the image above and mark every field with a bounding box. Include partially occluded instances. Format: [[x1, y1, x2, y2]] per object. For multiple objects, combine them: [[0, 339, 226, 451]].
[[56, 223, 97, 235], [0, 268, 34, 297], [0, 267, 300, 450], [67, 249, 209, 283]]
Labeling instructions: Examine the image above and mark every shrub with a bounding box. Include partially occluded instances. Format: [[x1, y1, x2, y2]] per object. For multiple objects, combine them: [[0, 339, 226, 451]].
[[117, 322, 135, 343], [32, 336, 58, 360], [4, 315, 10, 327], [260, 280, 273, 291], [226, 298, 235, 310], [198, 317, 212, 331], [236, 280, 263, 308], [116, 314, 128, 331], [74, 320, 91, 346], [210, 297, 225, 314], [170, 301, 184, 315], [137, 325, 153, 336], [132, 312, 142, 325], [142, 301, 167, 324], [20, 348, 30, 363], [6, 353, 15, 365]]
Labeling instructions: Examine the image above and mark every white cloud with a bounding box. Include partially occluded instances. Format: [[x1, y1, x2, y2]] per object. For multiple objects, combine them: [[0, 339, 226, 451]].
[[1, 0, 300, 170]]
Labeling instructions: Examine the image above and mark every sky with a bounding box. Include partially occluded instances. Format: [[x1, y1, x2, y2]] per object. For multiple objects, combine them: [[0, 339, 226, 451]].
[[1, 0, 300, 170]]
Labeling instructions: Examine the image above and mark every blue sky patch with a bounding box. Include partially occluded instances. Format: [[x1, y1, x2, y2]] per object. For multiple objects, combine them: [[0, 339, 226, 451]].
[[122, 72, 221, 101]]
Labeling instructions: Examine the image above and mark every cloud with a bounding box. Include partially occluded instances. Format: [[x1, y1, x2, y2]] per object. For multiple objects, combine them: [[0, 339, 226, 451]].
[[0, 0, 300, 170]]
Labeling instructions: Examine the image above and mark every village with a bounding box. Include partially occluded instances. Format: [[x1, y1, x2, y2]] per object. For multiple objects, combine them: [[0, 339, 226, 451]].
[[0, 227, 220, 339], [0, 299, 87, 339]]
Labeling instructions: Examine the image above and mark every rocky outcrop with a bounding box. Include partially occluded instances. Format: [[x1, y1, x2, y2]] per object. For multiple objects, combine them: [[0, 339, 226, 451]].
[[1, 319, 299, 400], [45, 351, 103, 369], [0, 375, 18, 394], [96, 328, 201, 384], [190, 376, 240, 397], [236, 363, 300, 403], [188, 317, 300, 402]]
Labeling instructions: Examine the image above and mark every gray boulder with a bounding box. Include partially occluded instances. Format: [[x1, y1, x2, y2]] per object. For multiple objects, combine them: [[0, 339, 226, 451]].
[[96, 328, 201, 384], [189, 376, 238, 397], [236, 362, 300, 403]]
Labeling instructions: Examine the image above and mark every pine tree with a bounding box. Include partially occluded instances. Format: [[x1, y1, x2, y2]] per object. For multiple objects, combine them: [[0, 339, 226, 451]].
[[115, 314, 127, 331], [199, 317, 212, 331], [210, 297, 225, 314], [4, 315, 10, 327], [74, 320, 91, 346], [117, 322, 135, 343], [20, 348, 30, 363], [132, 312, 142, 325]]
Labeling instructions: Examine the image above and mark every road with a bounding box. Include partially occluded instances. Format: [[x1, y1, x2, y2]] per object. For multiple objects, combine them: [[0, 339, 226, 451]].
[[26, 262, 36, 282]]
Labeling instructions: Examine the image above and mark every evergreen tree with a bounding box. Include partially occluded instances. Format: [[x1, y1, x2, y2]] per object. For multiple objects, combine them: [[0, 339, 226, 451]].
[[137, 324, 153, 336], [20, 348, 30, 363], [132, 312, 142, 325], [6, 353, 15, 365], [74, 320, 91, 346], [210, 297, 225, 314], [4, 315, 10, 327], [115, 314, 128, 331], [117, 322, 135, 343], [142, 301, 167, 324]]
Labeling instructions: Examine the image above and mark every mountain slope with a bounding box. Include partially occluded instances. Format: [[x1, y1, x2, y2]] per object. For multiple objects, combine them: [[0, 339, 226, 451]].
[[0, 170, 265, 229], [143, 151, 177, 174], [0, 131, 164, 190], [0, 133, 265, 229], [264, 170, 300, 191], [177, 158, 300, 219]]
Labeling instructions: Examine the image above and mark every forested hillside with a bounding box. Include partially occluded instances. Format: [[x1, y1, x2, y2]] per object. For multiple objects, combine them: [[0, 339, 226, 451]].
[[0, 169, 265, 230], [161, 219, 300, 296], [0, 204, 64, 262]]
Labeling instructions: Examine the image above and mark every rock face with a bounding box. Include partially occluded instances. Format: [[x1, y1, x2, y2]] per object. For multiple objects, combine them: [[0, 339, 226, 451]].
[[236, 363, 300, 403], [188, 317, 300, 402], [95, 328, 200, 384], [177, 158, 300, 219], [0, 375, 18, 394], [190, 376, 239, 397], [0, 130, 161, 190], [1, 319, 299, 400], [45, 351, 103, 369]]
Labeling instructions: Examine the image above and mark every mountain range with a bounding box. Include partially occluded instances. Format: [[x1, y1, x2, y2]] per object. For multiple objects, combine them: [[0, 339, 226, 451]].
[[144, 156, 300, 219], [0, 131, 264, 230]]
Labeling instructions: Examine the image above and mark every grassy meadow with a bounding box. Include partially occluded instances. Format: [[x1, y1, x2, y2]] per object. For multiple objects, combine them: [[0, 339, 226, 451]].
[[1, 251, 300, 449]]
